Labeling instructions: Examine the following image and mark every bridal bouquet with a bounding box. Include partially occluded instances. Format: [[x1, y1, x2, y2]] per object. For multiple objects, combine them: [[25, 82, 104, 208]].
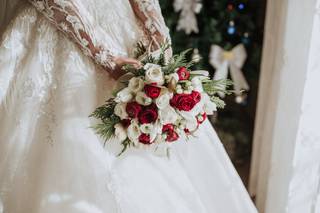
[[90, 44, 232, 155]]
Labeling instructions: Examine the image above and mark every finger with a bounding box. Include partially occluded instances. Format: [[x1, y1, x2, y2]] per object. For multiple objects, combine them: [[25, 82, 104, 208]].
[[125, 58, 142, 68], [125, 58, 140, 65]]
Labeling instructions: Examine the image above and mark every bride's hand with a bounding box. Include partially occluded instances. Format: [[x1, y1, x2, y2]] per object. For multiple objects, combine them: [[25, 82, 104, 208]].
[[108, 56, 142, 80]]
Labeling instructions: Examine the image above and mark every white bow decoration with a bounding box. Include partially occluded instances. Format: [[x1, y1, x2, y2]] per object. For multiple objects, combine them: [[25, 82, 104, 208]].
[[209, 44, 249, 97]]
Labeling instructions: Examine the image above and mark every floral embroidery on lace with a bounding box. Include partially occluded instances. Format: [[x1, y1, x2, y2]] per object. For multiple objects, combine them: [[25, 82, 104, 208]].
[[35, 20, 59, 146], [2, 30, 24, 51], [129, 0, 171, 49], [21, 78, 36, 99], [29, 0, 116, 70]]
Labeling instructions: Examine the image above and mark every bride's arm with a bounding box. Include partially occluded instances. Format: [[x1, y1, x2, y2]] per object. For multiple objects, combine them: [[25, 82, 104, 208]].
[[129, 0, 172, 55], [28, 0, 132, 73]]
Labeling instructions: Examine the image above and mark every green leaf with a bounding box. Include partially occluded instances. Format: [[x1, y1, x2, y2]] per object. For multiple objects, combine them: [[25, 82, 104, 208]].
[[117, 138, 132, 156]]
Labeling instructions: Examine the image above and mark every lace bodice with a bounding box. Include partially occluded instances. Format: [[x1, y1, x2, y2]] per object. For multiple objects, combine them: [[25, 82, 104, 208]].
[[28, 0, 170, 72]]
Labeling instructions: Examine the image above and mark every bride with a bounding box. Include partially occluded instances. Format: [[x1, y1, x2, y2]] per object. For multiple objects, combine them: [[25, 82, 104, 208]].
[[0, 0, 257, 212]]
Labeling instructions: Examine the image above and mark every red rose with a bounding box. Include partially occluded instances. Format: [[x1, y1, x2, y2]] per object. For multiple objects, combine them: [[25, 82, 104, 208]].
[[184, 128, 191, 135], [162, 123, 174, 133], [139, 133, 152, 144], [138, 105, 158, 124], [126, 102, 142, 118], [120, 119, 131, 128], [177, 67, 190, 80], [166, 131, 179, 142], [170, 93, 197, 111], [144, 84, 161, 99], [191, 91, 201, 103], [196, 112, 207, 124]]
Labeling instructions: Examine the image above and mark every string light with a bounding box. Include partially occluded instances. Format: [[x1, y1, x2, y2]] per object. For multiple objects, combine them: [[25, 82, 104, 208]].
[[227, 4, 234, 11], [227, 21, 236, 35], [238, 3, 245, 10], [242, 32, 250, 44]]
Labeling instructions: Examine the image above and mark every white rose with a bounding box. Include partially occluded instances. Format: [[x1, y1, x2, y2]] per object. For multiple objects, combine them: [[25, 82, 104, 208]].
[[127, 120, 141, 145], [185, 117, 198, 132], [202, 93, 217, 115], [114, 103, 128, 119], [128, 77, 144, 93], [159, 106, 179, 124], [115, 87, 133, 103], [114, 123, 127, 142], [140, 123, 154, 134], [166, 73, 179, 83], [177, 119, 187, 130], [140, 122, 161, 143], [135, 91, 152, 106], [191, 77, 204, 92], [144, 63, 164, 85], [156, 92, 171, 109]]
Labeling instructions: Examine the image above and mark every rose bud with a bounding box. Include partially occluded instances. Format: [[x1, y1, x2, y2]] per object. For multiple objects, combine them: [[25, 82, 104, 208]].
[[162, 123, 175, 133], [126, 102, 142, 118], [176, 67, 190, 80], [184, 128, 191, 135], [139, 133, 152, 144], [166, 131, 179, 142], [196, 113, 207, 124], [144, 84, 161, 99]]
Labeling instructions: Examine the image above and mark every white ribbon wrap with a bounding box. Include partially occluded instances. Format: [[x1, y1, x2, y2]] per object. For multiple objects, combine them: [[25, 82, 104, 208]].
[[209, 44, 249, 97]]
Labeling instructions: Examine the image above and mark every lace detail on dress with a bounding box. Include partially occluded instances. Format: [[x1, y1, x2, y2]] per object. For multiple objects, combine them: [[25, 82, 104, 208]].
[[129, 0, 172, 54], [29, 0, 117, 70]]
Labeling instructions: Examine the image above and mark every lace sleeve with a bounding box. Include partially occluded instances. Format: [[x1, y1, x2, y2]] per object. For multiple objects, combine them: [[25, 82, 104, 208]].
[[129, 0, 172, 52], [29, 0, 117, 70]]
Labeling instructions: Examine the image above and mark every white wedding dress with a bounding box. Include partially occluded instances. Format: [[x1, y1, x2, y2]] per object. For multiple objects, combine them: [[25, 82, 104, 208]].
[[0, 0, 257, 212]]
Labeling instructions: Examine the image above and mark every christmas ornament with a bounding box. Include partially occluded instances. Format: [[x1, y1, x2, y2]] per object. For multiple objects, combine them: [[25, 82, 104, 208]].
[[227, 4, 234, 11], [238, 3, 245, 10], [235, 93, 247, 104], [242, 32, 250, 44], [227, 21, 236, 35], [191, 48, 202, 63], [209, 44, 249, 98], [173, 0, 202, 34]]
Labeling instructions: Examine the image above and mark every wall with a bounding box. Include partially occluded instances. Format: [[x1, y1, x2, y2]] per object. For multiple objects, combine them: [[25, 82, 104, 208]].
[[249, 0, 320, 212], [287, 1, 320, 212]]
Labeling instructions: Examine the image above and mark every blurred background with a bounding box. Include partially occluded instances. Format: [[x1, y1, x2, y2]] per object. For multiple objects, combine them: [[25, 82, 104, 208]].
[[160, 0, 267, 186]]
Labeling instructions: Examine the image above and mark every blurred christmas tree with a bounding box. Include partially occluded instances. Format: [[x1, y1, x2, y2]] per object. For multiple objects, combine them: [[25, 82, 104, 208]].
[[160, 0, 266, 168]]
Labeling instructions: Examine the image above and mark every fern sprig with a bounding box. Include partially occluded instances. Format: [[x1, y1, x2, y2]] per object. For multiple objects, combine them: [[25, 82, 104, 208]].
[[91, 114, 120, 145], [90, 99, 116, 121], [163, 49, 194, 75], [211, 96, 226, 109], [202, 79, 233, 96], [134, 42, 147, 59]]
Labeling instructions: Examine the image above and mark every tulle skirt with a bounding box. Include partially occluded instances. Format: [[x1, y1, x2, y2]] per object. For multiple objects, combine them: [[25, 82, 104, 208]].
[[0, 5, 257, 213]]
